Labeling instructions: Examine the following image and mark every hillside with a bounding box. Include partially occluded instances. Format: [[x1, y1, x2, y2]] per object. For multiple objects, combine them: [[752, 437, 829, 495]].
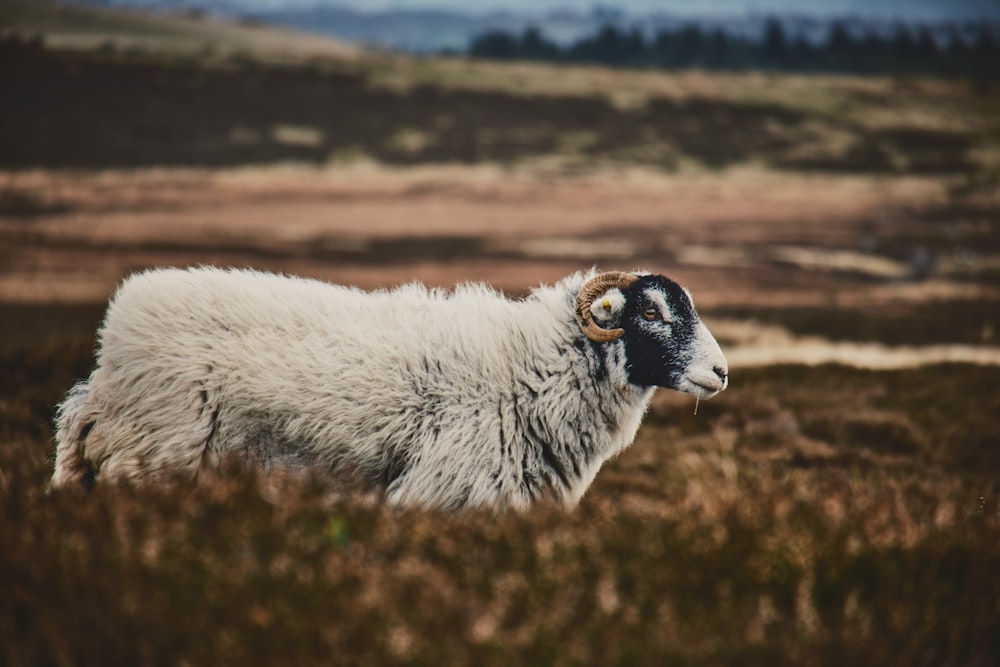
[[0, 0, 361, 59], [2, 42, 997, 174]]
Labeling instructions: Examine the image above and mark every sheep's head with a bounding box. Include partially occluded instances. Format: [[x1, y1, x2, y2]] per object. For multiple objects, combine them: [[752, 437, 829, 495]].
[[576, 271, 729, 398]]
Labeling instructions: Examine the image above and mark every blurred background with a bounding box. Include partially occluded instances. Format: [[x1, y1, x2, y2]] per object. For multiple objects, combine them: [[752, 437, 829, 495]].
[[2, 0, 999, 362], [2, 1, 999, 665]]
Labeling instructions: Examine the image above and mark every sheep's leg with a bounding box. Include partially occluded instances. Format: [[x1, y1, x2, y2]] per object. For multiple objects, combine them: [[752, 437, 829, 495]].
[[53, 376, 221, 486], [51, 381, 100, 489]]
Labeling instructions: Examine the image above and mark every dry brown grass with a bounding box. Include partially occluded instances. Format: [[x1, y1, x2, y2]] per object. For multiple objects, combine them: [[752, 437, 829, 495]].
[[2, 341, 999, 666]]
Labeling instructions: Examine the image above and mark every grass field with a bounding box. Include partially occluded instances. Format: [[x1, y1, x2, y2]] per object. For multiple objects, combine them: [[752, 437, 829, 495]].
[[1, 3, 999, 665], [3, 353, 999, 665]]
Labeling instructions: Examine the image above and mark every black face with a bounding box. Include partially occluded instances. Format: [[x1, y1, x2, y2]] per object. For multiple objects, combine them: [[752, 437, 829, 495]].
[[618, 275, 700, 389]]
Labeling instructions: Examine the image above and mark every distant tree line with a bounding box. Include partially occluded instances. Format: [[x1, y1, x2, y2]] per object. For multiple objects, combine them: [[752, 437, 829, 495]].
[[468, 19, 999, 79]]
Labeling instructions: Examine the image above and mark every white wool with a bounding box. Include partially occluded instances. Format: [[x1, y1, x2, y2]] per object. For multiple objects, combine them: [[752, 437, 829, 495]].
[[589, 287, 626, 324], [52, 267, 724, 511]]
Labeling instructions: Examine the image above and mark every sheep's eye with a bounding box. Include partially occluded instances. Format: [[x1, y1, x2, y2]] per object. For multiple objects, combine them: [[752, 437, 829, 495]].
[[642, 308, 659, 321]]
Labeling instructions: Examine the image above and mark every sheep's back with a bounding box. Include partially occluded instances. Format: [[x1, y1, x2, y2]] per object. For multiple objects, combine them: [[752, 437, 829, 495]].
[[93, 268, 562, 476]]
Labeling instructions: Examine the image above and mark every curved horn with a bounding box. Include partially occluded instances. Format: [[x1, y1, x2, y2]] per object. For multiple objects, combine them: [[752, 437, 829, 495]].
[[575, 271, 639, 343]]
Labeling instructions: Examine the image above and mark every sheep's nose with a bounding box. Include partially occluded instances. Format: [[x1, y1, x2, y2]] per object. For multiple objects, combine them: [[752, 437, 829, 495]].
[[713, 366, 728, 382]]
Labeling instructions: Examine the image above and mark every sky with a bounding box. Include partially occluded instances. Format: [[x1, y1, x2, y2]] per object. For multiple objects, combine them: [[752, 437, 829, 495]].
[[218, 0, 1000, 20]]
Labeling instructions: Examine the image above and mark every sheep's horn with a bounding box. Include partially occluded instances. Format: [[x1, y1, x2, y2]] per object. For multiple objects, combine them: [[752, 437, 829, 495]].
[[575, 272, 639, 343]]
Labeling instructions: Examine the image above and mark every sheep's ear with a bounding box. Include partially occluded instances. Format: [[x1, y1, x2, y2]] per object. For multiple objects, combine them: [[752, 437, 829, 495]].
[[589, 288, 626, 325]]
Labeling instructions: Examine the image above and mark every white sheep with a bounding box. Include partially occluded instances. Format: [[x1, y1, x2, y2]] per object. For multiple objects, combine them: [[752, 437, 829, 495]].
[[52, 267, 728, 510]]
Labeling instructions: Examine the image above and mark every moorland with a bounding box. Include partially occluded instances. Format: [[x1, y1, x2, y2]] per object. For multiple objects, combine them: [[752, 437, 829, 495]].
[[1, 2, 999, 665]]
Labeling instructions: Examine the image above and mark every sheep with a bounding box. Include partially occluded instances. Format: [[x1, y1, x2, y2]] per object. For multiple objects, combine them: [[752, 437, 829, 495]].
[[52, 267, 728, 510]]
